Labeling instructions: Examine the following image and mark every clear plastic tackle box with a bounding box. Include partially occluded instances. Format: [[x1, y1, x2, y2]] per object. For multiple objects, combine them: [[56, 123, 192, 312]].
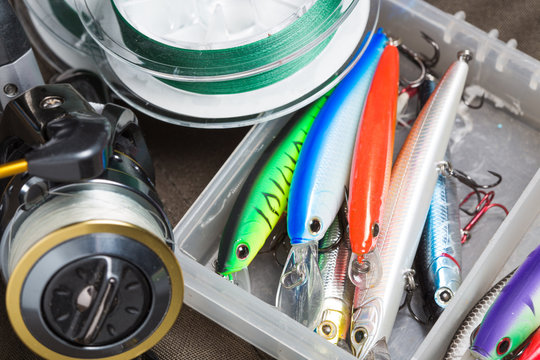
[[173, 0, 540, 359]]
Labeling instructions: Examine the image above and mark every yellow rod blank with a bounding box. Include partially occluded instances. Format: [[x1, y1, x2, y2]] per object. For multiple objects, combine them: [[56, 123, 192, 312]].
[[0, 159, 28, 179]]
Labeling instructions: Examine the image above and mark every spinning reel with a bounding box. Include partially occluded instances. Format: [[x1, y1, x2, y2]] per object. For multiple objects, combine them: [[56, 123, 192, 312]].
[[0, 2, 183, 359]]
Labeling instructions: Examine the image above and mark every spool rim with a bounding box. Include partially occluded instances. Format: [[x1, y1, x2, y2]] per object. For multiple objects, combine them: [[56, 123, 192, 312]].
[[6, 219, 183, 360]]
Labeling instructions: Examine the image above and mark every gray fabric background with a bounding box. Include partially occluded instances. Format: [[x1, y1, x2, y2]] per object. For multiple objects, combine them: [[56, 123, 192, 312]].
[[1, 1, 538, 359]]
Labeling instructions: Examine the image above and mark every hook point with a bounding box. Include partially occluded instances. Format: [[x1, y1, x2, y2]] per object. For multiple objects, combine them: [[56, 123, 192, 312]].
[[462, 91, 485, 109]]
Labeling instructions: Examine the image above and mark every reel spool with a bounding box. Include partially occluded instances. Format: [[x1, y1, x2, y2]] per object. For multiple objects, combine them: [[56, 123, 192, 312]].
[[18, 0, 380, 127], [0, 84, 183, 359]]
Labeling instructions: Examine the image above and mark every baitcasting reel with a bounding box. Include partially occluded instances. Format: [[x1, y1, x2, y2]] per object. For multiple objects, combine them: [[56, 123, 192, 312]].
[[0, 83, 183, 359]]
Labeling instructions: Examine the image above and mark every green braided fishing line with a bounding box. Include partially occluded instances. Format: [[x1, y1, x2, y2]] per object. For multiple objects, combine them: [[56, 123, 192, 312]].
[[160, 38, 332, 94], [112, 0, 343, 94]]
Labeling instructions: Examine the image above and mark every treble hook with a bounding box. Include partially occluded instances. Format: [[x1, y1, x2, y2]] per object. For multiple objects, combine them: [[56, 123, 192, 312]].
[[257, 214, 291, 267], [259, 230, 291, 267], [272, 232, 291, 267], [451, 168, 502, 190], [396, 32, 441, 88], [453, 168, 502, 215], [437, 162, 503, 216], [399, 270, 427, 325], [462, 91, 486, 109], [461, 190, 509, 244], [397, 43, 427, 89], [419, 32, 440, 69]]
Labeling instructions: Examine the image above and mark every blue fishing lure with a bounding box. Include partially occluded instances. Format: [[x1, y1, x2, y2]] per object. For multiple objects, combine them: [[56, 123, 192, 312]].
[[417, 171, 462, 321], [287, 30, 388, 245]]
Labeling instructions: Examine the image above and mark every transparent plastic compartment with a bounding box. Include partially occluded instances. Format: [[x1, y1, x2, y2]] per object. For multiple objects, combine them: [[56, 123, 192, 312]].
[[174, 0, 540, 358]]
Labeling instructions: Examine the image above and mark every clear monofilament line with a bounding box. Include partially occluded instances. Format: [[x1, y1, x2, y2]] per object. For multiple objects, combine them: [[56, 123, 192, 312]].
[[6, 188, 166, 276]]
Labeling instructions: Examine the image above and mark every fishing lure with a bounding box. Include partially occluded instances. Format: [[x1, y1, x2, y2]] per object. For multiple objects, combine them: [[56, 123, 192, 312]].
[[348, 41, 399, 286], [517, 327, 540, 359], [277, 30, 387, 328], [444, 270, 515, 360], [315, 210, 354, 351], [416, 165, 462, 322], [216, 94, 329, 279], [470, 244, 540, 360], [286, 29, 387, 246], [415, 76, 461, 324], [350, 51, 472, 359]]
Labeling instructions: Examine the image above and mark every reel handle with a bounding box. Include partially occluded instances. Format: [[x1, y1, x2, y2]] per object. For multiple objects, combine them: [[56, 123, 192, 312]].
[[1, 84, 119, 182]]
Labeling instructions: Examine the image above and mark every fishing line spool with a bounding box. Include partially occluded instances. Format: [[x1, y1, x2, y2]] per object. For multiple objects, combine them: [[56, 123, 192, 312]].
[[0, 84, 183, 359], [17, 0, 380, 127]]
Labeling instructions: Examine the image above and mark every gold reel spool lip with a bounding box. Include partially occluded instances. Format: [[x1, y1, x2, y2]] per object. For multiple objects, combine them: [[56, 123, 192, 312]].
[[6, 219, 183, 360]]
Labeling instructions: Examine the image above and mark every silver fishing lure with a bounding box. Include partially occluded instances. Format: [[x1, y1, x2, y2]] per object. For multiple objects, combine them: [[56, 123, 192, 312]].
[[417, 168, 462, 321], [350, 51, 472, 359], [444, 270, 516, 360], [316, 212, 355, 351]]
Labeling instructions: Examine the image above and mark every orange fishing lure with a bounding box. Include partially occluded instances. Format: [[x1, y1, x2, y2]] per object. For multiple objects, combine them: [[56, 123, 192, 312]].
[[348, 44, 399, 257]]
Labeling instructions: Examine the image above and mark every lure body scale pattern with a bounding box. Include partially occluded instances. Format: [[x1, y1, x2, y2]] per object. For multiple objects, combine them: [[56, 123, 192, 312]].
[[316, 214, 354, 350], [417, 171, 462, 321]]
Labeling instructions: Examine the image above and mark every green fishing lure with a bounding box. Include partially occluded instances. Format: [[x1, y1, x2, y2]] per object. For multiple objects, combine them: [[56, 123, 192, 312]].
[[216, 93, 331, 277]]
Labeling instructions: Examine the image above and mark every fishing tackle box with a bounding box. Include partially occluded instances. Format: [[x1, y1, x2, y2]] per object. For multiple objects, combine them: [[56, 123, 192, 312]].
[[173, 0, 540, 358]]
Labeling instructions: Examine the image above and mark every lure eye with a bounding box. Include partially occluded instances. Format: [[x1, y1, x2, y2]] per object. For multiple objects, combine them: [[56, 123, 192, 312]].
[[318, 321, 336, 339], [358, 259, 371, 274], [372, 222, 379, 238], [496, 337, 511, 356], [309, 218, 322, 235], [439, 290, 452, 303], [353, 327, 368, 345], [436, 288, 453, 306], [236, 244, 249, 260]]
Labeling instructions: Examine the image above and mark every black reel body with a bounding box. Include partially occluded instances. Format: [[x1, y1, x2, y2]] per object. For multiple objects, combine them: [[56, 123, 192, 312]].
[[0, 84, 182, 360]]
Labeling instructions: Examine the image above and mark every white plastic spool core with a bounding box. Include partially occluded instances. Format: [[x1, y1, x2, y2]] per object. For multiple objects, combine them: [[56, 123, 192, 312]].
[[113, 0, 318, 50]]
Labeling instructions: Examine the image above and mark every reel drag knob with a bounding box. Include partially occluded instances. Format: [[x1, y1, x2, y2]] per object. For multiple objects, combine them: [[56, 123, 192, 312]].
[[42, 256, 151, 347]]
